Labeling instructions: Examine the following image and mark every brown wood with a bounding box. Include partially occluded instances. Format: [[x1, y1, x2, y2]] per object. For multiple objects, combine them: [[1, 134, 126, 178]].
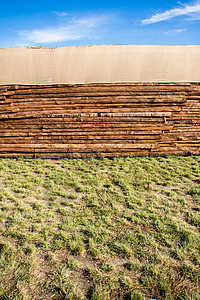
[[0, 82, 199, 157]]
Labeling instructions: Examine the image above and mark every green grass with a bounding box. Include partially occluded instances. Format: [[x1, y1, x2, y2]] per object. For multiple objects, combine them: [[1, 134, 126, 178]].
[[0, 156, 199, 299]]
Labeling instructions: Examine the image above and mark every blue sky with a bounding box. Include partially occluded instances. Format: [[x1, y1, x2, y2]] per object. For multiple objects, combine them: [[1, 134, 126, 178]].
[[0, 0, 200, 48]]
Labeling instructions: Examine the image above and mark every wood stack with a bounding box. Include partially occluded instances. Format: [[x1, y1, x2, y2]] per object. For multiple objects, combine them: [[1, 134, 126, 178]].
[[0, 83, 200, 157]]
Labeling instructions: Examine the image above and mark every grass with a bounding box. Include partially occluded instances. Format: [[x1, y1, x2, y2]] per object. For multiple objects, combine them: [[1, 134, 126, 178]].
[[0, 156, 199, 299]]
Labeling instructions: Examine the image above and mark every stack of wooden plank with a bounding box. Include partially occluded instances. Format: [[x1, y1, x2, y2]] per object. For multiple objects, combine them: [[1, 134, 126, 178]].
[[0, 83, 199, 157]]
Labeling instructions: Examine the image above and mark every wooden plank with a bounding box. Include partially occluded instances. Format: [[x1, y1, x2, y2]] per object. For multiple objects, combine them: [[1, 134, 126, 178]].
[[3, 85, 191, 96], [0, 82, 199, 157]]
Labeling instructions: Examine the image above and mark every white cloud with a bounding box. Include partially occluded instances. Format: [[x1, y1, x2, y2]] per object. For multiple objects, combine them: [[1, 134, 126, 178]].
[[142, 2, 200, 24], [53, 11, 68, 17], [187, 11, 200, 19], [174, 28, 186, 32], [17, 15, 107, 45], [164, 28, 186, 35]]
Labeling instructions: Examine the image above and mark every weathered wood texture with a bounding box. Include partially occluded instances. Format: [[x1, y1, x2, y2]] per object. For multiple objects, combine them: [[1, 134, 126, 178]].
[[0, 83, 200, 157]]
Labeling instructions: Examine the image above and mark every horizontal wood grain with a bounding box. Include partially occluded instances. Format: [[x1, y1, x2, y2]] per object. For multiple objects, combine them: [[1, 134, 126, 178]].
[[0, 82, 199, 157]]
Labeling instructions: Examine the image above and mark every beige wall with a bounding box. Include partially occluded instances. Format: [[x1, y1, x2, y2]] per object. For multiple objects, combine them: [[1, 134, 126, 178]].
[[0, 45, 200, 85]]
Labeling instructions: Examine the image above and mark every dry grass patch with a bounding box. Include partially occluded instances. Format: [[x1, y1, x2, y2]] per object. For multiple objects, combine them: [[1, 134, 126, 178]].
[[0, 156, 200, 299]]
